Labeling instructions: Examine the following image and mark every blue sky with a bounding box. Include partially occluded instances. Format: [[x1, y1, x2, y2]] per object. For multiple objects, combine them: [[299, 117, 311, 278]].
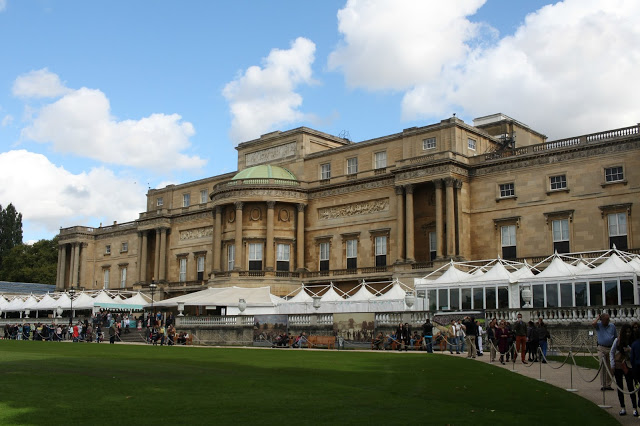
[[0, 0, 638, 243]]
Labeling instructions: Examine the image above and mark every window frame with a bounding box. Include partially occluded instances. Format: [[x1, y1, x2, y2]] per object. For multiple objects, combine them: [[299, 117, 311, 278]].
[[500, 225, 517, 260], [320, 163, 331, 180], [197, 255, 205, 281], [552, 218, 570, 253], [200, 189, 208, 204], [346, 239, 357, 270], [319, 242, 330, 271], [374, 151, 387, 169], [120, 267, 127, 289], [103, 268, 110, 289], [374, 235, 387, 267], [248, 242, 263, 271], [105, 245, 111, 255], [276, 243, 290, 272], [156, 197, 164, 207], [227, 244, 235, 271], [549, 174, 567, 191], [423, 137, 436, 150], [346, 157, 358, 175], [179, 257, 187, 282], [605, 166, 624, 183], [183, 193, 190, 208], [120, 242, 128, 253], [467, 138, 476, 151], [499, 183, 515, 198]]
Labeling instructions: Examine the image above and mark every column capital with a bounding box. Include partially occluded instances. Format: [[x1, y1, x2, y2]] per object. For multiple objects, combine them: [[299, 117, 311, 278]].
[[433, 178, 444, 189], [234, 201, 244, 210], [215, 205, 223, 214], [266, 201, 276, 209], [297, 203, 307, 212], [404, 184, 415, 194], [454, 179, 463, 189], [444, 177, 455, 187], [394, 186, 404, 195]]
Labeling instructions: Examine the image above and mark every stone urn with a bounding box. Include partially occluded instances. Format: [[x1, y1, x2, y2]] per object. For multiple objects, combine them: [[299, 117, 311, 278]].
[[521, 285, 533, 308]]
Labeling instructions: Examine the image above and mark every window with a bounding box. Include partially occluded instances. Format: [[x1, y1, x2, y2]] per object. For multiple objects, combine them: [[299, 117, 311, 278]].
[[575, 282, 587, 307], [179, 258, 187, 282], [438, 288, 449, 310], [546, 283, 558, 307], [375, 236, 387, 267], [450, 288, 460, 310], [500, 225, 516, 259], [105, 245, 111, 255], [319, 242, 330, 271], [103, 269, 110, 289], [608, 212, 628, 250], [550, 175, 567, 190], [121, 242, 128, 253], [320, 163, 331, 180], [486, 287, 496, 310], [423, 137, 436, 150], [197, 256, 205, 281], [589, 281, 603, 306], [467, 138, 476, 150], [473, 288, 484, 309], [347, 157, 358, 175], [605, 280, 617, 305], [200, 189, 208, 204], [276, 244, 290, 272], [605, 166, 624, 182], [346, 239, 357, 269], [461, 288, 471, 310], [560, 283, 572, 307], [249, 243, 263, 271], [374, 151, 387, 169], [499, 183, 515, 198], [156, 197, 164, 207], [429, 231, 437, 261], [120, 267, 127, 289], [227, 244, 235, 271], [552, 218, 570, 253], [183, 193, 190, 207], [498, 286, 509, 308]]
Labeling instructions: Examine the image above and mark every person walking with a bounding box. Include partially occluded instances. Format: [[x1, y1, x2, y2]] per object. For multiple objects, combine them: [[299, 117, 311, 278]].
[[462, 316, 477, 359], [422, 319, 433, 353], [593, 313, 617, 391], [108, 322, 117, 344], [610, 324, 638, 417]]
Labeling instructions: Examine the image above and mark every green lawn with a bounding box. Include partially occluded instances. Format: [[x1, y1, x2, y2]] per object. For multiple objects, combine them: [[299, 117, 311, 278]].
[[0, 341, 616, 425]]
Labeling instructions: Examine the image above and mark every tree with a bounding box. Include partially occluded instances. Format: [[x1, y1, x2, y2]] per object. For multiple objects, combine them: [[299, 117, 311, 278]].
[[0, 203, 23, 269], [0, 236, 58, 284]]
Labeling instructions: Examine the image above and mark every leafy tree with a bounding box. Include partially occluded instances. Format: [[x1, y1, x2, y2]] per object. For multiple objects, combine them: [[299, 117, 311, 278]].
[[0, 203, 23, 269], [0, 236, 58, 284]]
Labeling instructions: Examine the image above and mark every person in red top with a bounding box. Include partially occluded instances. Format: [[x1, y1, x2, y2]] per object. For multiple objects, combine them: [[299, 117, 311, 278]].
[[72, 324, 79, 342]]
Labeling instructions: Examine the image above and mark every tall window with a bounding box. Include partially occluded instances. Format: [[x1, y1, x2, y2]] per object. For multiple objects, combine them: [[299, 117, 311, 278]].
[[499, 183, 515, 198], [605, 166, 624, 182], [105, 245, 111, 254], [197, 256, 205, 281], [276, 244, 290, 272], [179, 258, 187, 282], [429, 231, 436, 261], [501, 225, 516, 259], [227, 244, 235, 271], [319, 242, 330, 271], [374, 151, 387, 169], [249, 243, 263, 271], [200, 189, 208, 204], [423, 137, 436, 150], [156, 197, 163, 207], [550, 175, 567, 190], [121, 242, 128, 253], [183, 193, 190, 207], [347, 157, 358, 175], [608, 212, 628, 250], [375, 236, 387, 267], [320, 163, 331, 180], [346, 239, 357, 269], [103, 269, 110, 289], [552, 219, 570, 253], [120, 267, 127, 288], [467, 138, 476, 150]]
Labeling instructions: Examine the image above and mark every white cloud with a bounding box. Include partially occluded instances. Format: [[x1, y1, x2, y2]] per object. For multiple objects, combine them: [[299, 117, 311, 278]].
[[222, 37, 316, 144], [12, 68, 71, 98], [1, 114, 13, 126], [0, 0, 6, 12], [328, 0, 486, 91], [0, 150, 145, 235], [330, 0, 640, 139], [17, 70, 205, 171]]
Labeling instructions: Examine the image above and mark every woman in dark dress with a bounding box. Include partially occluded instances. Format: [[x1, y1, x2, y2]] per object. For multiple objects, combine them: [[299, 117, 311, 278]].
[[496, 320, 509, 365]]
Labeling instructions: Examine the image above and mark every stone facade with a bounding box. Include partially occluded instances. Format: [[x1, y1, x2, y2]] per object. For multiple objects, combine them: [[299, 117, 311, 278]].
[[56, 114, 639, 298]]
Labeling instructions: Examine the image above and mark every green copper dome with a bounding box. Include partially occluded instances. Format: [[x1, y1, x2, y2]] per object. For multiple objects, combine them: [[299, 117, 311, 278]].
[[232, 165, 297, 181]]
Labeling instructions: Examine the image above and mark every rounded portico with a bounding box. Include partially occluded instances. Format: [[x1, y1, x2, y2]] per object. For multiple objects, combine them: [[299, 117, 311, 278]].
[[209, 165, 308, 291]]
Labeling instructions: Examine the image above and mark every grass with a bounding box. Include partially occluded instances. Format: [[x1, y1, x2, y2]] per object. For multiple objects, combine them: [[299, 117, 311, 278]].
[[0, 341, 616, 425], [547, 354, 600, 370]]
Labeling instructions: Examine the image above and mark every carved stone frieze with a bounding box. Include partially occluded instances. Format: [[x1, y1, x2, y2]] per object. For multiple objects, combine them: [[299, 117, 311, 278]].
[[245, 142, 297, 167], [172, 212, 211, 224], [179, 227, 214, 241], [395, 164, 468, 181], [318, 198, 389, 220], [212, 188, 306, 203], [309, 177, 394, 199]]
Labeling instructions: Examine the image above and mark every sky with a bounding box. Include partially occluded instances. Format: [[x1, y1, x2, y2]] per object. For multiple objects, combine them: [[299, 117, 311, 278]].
[[1, 0, 639, 244]]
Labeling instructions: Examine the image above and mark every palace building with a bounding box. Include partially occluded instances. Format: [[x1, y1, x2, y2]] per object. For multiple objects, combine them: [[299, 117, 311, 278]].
[[55, 113, 639, 300]]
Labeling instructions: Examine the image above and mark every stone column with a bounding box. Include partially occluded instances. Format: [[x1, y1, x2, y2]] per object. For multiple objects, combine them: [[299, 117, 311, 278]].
[[455, 179, 463, 258], [78, 243, 86, 288], [434, 179, 444, 259], [154, 229, 161, 281], [296, 204, 306, 271], [136, 231, 143, 282], [57, 245, 65, 289], [68, 243, 76, 288], [140, 231, 148, 283], [265, 201, 275, 271], [445, 177, 456, 257], [395, 186, 405, 263], [213, 206, 222, 272], [159, 228, 167, 281], [405, 184, 415, 262], [72, 242, 81, 287], [234, 202, 244, 270]]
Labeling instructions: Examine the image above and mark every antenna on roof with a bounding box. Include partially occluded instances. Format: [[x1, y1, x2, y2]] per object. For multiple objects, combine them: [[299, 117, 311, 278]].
[[339, 130, 351, 142]]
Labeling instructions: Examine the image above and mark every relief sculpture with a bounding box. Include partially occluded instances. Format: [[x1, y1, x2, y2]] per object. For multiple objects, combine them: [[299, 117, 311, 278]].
[[179, 227, 213, 241], [245, 142, 297, 167], [318, 199, 389, 220]]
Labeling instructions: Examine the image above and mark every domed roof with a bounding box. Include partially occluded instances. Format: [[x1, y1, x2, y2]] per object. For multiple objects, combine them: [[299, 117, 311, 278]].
[[232, 165, 297, 181]]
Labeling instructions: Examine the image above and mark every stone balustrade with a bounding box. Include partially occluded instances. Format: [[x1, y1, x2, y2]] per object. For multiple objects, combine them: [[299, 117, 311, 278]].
[[486, 305, 640, 325]]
